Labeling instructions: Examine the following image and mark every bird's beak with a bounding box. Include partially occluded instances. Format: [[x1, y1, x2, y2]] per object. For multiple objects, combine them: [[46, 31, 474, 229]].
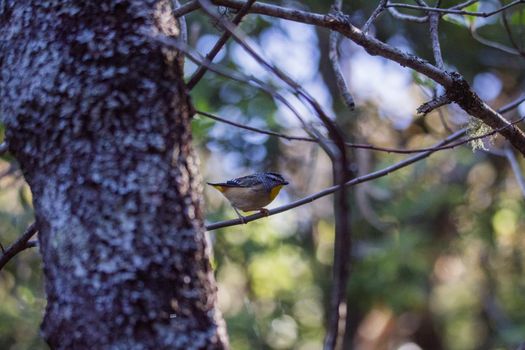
[[283, 180, 289, 185]]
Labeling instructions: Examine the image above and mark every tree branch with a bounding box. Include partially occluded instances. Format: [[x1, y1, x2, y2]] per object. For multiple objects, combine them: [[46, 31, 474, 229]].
[[199, 98, 525, 154], [172, 0, 200, 17], [200, 1, 525, 154], [451, 0, 480, 10], [329, 29, 355, 110], [417, 94, 450, 115], [502, 10, 525, 58], [387, 0, 525, 17], [387, 7, 428, 23], [0, 223, 38, 271], [173, 0, 188, 43], [429, 10, 444, 69], [186, 0, 256, 90], [470, 25, 521, 56], [362, 0, 388, 33]]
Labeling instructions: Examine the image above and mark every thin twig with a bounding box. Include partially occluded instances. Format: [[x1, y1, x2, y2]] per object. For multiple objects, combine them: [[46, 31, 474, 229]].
[[0, 223, 38, 271], [198, 109, 524, 154], [470, 25, 521, 56], [172, 0, 200, 17], [362, 0, 388, 33], [329, 28, 355, 110], [429, 10, 444, 69], [451, 0, 479, 10], [499, 95, 525, 114], [417, 94, 450, 115], [186, 0, 257, 90], [387, 7, 428, 23], [196, 110, 314, 141], [502, 10, 525, 57], [197, 0, 346, 165], [146, 31, 312, 129], [202, 0, 525, 154], [173, 0, 188, 43], [387, 0, 525, 17]]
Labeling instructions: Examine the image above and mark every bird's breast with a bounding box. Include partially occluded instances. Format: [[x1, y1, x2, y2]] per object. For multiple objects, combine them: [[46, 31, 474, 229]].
[[222, 186, 273, 212]]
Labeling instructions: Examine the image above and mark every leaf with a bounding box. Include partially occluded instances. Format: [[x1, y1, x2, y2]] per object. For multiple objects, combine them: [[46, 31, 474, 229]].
[[442, 2, 480, 27], [509, 7, 525, 25], [443, 13, 470, 27], [463, 2, 480, 27]]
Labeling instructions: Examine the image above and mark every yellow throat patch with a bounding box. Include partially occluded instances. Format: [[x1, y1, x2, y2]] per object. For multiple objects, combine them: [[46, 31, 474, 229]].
[[269, 185, 284, 201], [211, 184, 226, 192]]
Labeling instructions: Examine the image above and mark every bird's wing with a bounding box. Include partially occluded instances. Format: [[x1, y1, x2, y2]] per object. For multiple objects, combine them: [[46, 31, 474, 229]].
[[226, 174, 259, 187], [207, 175, 257, 188]]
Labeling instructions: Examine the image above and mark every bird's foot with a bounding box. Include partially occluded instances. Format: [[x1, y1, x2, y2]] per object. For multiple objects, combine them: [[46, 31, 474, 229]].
[[259, 208, 270, 217], [233, 207, 247, 224]]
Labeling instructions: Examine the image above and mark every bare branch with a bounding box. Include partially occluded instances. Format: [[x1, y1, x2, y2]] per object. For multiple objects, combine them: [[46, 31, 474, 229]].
[[470, 26, 521, 56], [362, 0, 388, 33], [169, 1, 525, 154], [451, 0, 480, 10], [429, 12, 444, 68], [197, 0, 349, 166], [186, 0, 257, 90], [329, 29, 355, 110], [210, 0, 330, 25], [417, 94, 450, 115], [173, 0, 188, 43], [387, 7, 428, 23], [147, 31, 312, 129], [200, 2, 441, 82], [387, 0, 525, 17], [0, 223, 38, 271], [499, 95, 525, 114], [309, 127, 351, 350], [172, 0, 200, 17], [502, 11, 525, 57], [196, 110, 314, 141], [198, 109, 524, 154]]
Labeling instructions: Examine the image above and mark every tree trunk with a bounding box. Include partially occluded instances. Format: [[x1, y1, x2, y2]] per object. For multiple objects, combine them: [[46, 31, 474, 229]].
[[0, 1, 227, 348]]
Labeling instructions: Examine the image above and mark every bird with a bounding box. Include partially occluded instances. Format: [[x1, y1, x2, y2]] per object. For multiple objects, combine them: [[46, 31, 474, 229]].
[[207, 172, 289, 222]]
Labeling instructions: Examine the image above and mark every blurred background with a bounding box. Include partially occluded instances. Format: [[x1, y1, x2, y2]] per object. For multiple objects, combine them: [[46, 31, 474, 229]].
[[1, 0, 525, 349]]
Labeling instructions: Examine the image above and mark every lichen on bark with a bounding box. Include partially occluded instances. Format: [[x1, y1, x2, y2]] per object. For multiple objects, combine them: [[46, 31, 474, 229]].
[[0, 1, 227, 348]]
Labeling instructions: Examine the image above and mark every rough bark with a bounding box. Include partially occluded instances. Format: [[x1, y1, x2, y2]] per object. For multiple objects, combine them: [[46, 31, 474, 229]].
[[0, 1, 227, 349]]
